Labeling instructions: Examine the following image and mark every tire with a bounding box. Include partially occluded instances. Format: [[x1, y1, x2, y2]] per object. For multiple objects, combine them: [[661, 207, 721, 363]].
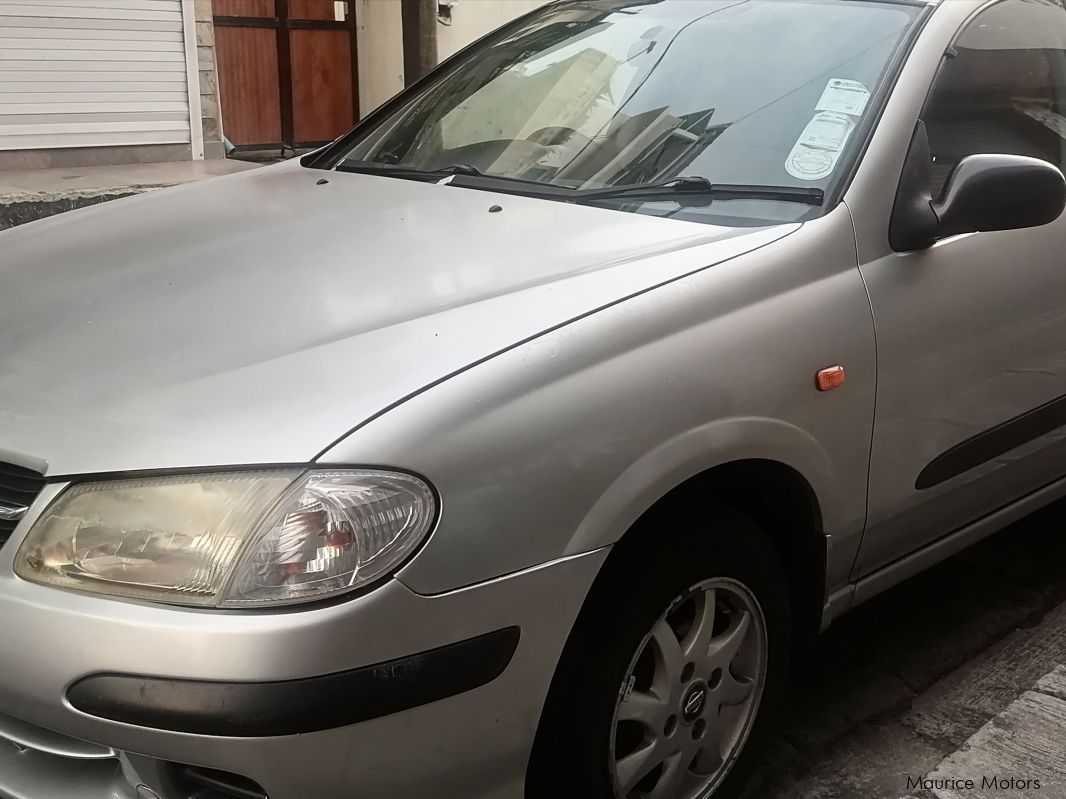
[[527, 506, 790, 799]]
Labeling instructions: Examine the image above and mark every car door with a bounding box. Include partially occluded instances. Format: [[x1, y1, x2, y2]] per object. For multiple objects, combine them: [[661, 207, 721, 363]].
[[855, 0, 1066, 577]]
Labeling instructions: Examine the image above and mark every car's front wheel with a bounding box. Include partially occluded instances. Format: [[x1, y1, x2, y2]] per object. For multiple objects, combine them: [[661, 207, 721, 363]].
[[528, 508, 790, 799]]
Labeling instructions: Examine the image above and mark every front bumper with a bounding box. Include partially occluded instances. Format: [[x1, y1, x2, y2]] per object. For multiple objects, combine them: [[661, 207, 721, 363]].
[[0, 519, 607, 799]]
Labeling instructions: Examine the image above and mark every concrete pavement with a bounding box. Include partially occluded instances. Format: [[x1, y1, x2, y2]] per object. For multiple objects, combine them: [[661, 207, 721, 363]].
[[0, 159, 259, 230], [909, 666, 1066, 799], [748, 499, 1066, 799]]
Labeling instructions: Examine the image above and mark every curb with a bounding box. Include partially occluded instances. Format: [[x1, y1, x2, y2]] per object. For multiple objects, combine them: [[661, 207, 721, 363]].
[[905, 666, 1066, 799], [0, 186, 163, 231]]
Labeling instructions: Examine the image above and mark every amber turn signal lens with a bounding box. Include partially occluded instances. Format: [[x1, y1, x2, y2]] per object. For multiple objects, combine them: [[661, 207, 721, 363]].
[[816, 365, 846, 392]]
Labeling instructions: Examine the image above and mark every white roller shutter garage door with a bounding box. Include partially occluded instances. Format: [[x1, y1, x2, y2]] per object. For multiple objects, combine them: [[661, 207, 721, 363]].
[[0, 0, 198, 152]]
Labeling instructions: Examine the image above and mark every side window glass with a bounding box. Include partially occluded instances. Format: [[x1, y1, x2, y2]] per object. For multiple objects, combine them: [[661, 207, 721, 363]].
[[924, 0, 1066, 196]]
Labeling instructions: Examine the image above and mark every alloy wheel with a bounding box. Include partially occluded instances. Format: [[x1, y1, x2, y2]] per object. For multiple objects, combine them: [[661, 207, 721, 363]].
[[609, 578, 768, 799]]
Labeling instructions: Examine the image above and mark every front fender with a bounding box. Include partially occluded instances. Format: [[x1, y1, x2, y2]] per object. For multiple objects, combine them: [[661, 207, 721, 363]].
[[319, 206, 873, 597]]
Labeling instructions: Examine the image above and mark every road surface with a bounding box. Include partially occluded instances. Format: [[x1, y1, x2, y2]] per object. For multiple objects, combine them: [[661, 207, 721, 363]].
[[750, 499, 1066, 799]]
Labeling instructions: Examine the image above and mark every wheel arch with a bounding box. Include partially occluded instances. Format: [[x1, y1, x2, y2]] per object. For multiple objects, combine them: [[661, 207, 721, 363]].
[[619, 459, 826, 649], [575, 448, 830, 653], [527, 457, 822, 797]]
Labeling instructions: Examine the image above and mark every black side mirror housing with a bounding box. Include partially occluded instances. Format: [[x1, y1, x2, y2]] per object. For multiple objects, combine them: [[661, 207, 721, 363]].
[[934, 154, 1066, 238], [890, 122, 1066, 252]]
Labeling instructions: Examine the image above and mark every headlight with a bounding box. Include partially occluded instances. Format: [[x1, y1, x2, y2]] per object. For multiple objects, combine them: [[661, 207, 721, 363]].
[[14, 469, 436, 608]]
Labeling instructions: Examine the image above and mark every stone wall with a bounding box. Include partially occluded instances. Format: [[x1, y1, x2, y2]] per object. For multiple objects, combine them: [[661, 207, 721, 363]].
[[194, 0, 226, 159]]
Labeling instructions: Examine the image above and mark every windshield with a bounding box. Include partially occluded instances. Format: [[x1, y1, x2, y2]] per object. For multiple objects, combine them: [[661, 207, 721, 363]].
[[326, 0, 922, 226]]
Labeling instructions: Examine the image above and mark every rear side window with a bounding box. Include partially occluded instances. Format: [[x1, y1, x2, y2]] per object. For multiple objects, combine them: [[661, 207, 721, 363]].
[[924, 0, 1066, 196]]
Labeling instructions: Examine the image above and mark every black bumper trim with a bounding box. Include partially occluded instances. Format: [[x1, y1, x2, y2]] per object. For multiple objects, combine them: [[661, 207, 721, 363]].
[[67, 626, 520, 737]]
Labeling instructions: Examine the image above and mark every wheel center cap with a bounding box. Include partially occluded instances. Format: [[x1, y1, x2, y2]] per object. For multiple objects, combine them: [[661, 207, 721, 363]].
[[682, 683, 707, 722]]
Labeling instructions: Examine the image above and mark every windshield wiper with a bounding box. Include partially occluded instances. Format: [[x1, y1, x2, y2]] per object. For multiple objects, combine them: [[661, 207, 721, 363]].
[[333, 165, 825, 207], [334, 161, 558, 192], [570, 177, 825, 206], [335, 161, 484, 180]]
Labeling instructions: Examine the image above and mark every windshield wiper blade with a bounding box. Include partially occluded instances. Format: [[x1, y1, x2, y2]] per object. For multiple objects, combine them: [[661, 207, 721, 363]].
[[335, 161, 484, 179], [333, 161, 569, 191], [571, 177, 825, 206], [433, 163, 482, 177], [333, 165, 824, 206]]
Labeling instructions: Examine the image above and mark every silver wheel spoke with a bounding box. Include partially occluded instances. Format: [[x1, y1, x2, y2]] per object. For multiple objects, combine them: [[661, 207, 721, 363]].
[[647, 751, 695, 799], [617, 740, 663, 794], [650, 618, 685, 686], [618, 689, 669, 728], [680, 589, 717, 665], [691, 732, 726, 775], [700, 706, 734, 759], [705, 609, 752, 671], [715, 669, 755, 707]]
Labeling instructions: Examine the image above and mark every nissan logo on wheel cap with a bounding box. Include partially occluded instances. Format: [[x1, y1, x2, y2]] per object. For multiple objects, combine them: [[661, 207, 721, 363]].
[[682, 684, 707, 722]]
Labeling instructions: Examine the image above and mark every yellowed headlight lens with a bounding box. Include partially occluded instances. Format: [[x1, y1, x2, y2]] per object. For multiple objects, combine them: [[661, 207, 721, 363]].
[[15, 469, 436, 608], [15, 471, 300, 606]]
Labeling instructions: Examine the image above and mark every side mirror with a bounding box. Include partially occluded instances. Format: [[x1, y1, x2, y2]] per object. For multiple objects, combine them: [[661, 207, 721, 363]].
[[936, 154, 1066, 238], [890, 123, 1066, 251]]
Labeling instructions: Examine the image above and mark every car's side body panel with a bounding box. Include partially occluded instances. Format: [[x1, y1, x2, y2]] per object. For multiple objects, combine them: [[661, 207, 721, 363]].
[[321, 205, 877, 599], [847, 0, 1066, 580]]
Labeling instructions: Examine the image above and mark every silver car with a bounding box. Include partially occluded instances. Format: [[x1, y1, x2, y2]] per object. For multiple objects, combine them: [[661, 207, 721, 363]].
[[3, 1, 1066, 798]]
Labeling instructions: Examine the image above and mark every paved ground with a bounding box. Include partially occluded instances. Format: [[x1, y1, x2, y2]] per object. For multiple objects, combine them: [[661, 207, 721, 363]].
[[748, 499, 1066, 799], [0, 159, 257, 200], [0, 159, 259, 230], [913, 667, 1066, 799]]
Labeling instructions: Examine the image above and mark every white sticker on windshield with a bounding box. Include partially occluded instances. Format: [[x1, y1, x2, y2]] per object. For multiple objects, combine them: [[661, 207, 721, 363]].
[[785, 111, 856, 182], [816, 79, 871, 117]]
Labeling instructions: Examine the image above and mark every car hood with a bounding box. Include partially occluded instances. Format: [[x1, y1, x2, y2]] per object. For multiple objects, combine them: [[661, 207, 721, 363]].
[[0, 162, 796, 477]]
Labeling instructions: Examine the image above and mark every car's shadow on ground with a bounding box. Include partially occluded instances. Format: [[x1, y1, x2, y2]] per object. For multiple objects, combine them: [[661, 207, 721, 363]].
[[750, 499, 1066, 797]]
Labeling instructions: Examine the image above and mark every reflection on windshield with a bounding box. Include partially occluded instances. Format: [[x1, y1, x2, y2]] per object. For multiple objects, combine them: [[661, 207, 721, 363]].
[[336, 0, 920, 223]]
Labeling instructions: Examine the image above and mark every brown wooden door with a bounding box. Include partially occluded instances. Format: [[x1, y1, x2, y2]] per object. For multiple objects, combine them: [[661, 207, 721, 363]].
[[214, 0, 358, 150]]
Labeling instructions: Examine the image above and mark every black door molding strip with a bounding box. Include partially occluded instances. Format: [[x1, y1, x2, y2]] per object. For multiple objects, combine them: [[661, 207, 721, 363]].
[[916, 393, 1066, 490]]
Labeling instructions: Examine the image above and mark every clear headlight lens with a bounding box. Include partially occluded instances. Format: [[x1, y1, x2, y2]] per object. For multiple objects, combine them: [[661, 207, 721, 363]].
[[15, 469, 436, 608]]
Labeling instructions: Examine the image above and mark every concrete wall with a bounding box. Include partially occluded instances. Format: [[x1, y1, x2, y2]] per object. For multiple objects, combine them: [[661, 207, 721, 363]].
[[357, 0, 548, 116], [0, 144, 194, 172], [356, 0, 407, 114]]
